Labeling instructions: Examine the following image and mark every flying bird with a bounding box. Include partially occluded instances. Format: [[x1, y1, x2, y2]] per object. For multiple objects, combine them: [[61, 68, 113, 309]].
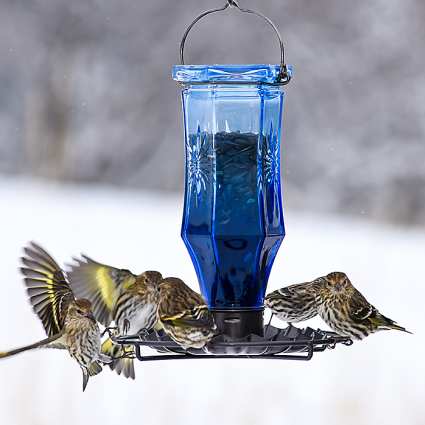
[[315, 271, 411, 340], [0, 242, 110, 391], [68, 256, 162, 379], [158, 277, 216, 349]]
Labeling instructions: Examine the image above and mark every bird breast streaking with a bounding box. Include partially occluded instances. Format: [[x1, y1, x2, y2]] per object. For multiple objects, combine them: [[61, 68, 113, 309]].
[[315, 272, 411, 340]]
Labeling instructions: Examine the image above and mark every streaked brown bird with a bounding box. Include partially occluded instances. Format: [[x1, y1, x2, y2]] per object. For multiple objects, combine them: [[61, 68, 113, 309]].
[[315, 271, 411, 340], [68, 256, 162, 379], [0, 242, 110, 391], [158, 277, 217, 349], [265, 280, 321, 324]]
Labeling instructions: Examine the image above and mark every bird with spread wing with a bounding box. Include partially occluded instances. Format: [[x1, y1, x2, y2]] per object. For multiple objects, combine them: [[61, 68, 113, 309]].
[[0, 242, 111, 391], [68, 256, 162, 379]]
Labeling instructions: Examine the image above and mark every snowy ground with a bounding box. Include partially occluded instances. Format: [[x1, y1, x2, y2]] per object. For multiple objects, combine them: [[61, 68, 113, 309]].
[[0, 178, 423, 425]]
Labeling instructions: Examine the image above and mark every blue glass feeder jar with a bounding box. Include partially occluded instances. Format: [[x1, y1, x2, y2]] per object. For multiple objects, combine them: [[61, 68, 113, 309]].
[[173, 64, 291, 317]]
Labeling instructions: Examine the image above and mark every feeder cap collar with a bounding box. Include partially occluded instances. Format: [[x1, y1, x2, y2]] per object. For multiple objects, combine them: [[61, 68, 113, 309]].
[[172, 64, 293, 85]]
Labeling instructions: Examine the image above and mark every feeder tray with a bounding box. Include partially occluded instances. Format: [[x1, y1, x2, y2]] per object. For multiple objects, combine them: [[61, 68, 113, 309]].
[[112, 325, 353, 362]]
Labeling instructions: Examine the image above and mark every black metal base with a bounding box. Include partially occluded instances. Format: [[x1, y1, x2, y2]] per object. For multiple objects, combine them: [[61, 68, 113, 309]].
[[212, 309, 264, 339], [113, 324, 352, 361]]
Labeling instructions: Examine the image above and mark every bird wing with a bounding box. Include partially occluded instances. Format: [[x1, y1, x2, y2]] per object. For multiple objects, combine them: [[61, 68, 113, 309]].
[[159, 278, 213, 328], [162, 305, 214, 329], [266, 287, 291, 300], [267, 281, 318, 301], [67, 255, 137, 327], [20, 242, 74, 337], [284, 284, 310, 300], [348, 289, 375, 322]]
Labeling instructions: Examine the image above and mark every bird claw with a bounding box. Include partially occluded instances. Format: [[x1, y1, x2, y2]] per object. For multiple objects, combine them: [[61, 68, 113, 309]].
[[112, 353, 135, 361], [109, 344, 135, 361], [123, 319, 131, 335], [315, 328, 326, 337], [264, 313, 274, 336], [101, 326, 118, 338], [137, 329, 150, 341]]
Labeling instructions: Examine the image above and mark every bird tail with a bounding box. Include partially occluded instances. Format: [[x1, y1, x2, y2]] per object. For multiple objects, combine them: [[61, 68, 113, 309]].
[[387, 323, 412, 334], [101, 338, 135, 380], [378, 314, 412, 334], [0, 332, 64, 358], [88, 361, 103, 376], [81, 362, 102, 392]]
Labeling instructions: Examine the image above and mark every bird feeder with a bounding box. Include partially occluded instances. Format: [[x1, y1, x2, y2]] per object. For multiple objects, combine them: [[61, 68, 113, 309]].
[[115, 0, 351, 360]]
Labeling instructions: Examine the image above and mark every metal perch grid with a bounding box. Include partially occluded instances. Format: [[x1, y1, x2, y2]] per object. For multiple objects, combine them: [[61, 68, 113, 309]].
[[112, 325, 353, 362]]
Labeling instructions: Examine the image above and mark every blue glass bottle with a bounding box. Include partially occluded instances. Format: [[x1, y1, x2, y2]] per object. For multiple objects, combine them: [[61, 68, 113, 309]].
[[173, 65, 291, 311]]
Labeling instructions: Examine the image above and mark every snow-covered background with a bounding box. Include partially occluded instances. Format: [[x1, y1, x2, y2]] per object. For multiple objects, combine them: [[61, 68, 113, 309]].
[[0, 178, 423, 425]]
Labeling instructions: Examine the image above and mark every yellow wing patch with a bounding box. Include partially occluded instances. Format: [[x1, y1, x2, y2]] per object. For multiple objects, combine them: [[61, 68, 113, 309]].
[[21, 242, 74, 336], [96, 267, 118, 311], [68, 256, 136, 327]]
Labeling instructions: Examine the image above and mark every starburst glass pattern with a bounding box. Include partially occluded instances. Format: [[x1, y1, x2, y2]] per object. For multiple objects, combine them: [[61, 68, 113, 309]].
[[186, 127, 213, 204], [259, 121, 284, 235], [263, 123, 280, 186]]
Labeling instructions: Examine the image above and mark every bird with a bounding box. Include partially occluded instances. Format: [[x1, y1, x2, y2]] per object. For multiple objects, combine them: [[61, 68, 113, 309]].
[[157, 277, 217, 349], [265, 280, 321, 324], [314, 271, 411, 340], [67, 255, 163, 379], [0, 242, 111, 391]]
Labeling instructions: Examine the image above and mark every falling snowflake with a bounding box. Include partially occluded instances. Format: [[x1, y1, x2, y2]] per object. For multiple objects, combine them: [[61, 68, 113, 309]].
[[186, 129, 213, 204]]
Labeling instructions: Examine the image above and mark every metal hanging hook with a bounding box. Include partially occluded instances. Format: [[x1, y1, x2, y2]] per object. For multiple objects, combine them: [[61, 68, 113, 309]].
[[179, 1, 291, 85]]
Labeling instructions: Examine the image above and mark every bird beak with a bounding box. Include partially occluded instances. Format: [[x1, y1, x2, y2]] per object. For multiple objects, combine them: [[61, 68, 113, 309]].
[[334, 283, 342, 291]]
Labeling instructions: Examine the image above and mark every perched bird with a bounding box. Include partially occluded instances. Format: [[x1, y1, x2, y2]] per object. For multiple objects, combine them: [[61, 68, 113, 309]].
[[0, 242, 110, 391], [265, 280, 321, 324], [315, 271, 411, 340], [68, 256, 162, 379], [158, 277, 217, 349]]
